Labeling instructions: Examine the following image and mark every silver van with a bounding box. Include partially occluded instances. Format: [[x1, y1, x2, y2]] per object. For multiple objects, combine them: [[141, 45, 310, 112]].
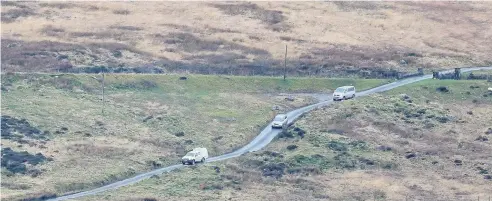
[[333, 86, 356, 101]]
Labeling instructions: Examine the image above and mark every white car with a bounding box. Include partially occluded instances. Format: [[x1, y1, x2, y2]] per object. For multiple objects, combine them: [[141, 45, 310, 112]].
[[333, 86, 356, 101], [181, 148, 208, 165], [272, 114, 288, 129]]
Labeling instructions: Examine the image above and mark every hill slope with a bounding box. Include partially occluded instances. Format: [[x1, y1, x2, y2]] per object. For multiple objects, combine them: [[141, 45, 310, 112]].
[[2, 2, 492, 76], [80, 79, 492, 201]]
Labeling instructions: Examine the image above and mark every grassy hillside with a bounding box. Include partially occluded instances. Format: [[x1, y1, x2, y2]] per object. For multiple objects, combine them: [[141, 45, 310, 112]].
[[2, 2, 492, 76], [0, 73, 387, 200], [79, 79, 492, 201]]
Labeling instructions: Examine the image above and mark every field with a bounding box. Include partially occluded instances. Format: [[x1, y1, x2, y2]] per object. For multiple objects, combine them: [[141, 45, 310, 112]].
[[77, 79, 492, 201], [0, 73, 387, 200], [2, 1, 492, 76]]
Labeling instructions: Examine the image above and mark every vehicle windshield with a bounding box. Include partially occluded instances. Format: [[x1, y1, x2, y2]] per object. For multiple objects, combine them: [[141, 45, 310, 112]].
[[274, 115, 285, 121], [185, 152, 195, 157], [335, 88, 346, 93]]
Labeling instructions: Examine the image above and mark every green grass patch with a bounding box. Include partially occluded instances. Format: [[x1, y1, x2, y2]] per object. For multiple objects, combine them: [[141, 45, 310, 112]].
[[384, 79, 492, 104]]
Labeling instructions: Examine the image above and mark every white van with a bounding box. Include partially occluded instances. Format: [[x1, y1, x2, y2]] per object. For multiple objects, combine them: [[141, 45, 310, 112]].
[[181, 148, 208, 165], [333, 86, 356, 101]]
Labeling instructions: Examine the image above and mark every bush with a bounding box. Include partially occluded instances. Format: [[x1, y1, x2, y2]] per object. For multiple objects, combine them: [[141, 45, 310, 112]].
[[348, 140, 368, 150], [327, 141, 348, 152], [1, 147, 49, 174], [326, 129, 345, 135], [436, 86, 449, 93], [1, 115, 46, 142], [112, 50, 122, 58], [113, 9, 130, 15], [475, 136, 488, 142], [143, 115, 153, 123], [377, 146, 392, 151], [1, 8, 35, 23], [286, 145, 298, 150], [260, 151, 283, 158], [174, 131, 185, 137], [436, 116, 450, 123], [405, 152, 417, 159], [278, 130, 294, 138], [20, 193, 57, 201], [334, 152, 356, 169], [293, 127, 306, 138], [114, 80, 158, 90], [261, 163, 286, 178]]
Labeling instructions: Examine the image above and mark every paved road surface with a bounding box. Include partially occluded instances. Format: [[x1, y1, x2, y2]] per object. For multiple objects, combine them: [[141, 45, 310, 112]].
[[47, 66, 492, 201]]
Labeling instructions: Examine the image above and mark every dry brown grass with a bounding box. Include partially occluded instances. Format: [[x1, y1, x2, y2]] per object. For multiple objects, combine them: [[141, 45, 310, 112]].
[[1, 2, 492, 75]]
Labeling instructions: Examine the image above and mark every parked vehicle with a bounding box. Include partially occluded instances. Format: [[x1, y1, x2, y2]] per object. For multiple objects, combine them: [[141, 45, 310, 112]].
[[272, 114, 288, 129], [333, 86, 356, 101], [181, 148, 208, 165]]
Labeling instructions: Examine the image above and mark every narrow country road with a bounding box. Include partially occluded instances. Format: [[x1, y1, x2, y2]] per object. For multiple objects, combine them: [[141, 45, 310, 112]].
[[47, 67, 492, 201]]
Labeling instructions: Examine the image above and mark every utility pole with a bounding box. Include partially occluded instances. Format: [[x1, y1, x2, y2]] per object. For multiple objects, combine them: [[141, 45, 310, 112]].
[[91, 73, 105, 116], [283, 44, 287, 80], [102, 72, 105, 115]]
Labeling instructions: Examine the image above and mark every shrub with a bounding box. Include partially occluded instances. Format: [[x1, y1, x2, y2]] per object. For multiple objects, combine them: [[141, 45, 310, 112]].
[[293, 127, 306, 138], [1, 115, 45, 142], [113, 9, 130, 15], [377, 146, 392, 151], [334, 152, 356, 169], [1, 8, 35, 23], [114, 80, 158, 90], [327, 140, 348, 152], [260, 151, 283, 158], [112, 50, 123, 58], [110, 25, 143, 31], [41, 25, 65, 37], [286, 145, 298, 150], [475, 136, 488, 142], [436, 86, 449, 93], [278, 130, 294, 138], [405, 152, 417, 159], [39, 2, 74, 9], [174, 131, 185, 137], [454, 159, 463, 166], [20, 192, 57, 201], [381, 162, 398, 170], [436, 116, 450, 123], [348, 140, 368, 150], [213, 3, 286, 26], [1, 147, 49, 174], [260, 163, 286, 178]]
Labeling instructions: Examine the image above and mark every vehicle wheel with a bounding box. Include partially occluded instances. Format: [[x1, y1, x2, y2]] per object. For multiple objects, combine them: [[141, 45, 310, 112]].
[[191, 160, 195, 165], [343, 96, 346, 100], [352, 94, 355, 99], [201, 158, 205, 163], [182, 162, 186, 165]]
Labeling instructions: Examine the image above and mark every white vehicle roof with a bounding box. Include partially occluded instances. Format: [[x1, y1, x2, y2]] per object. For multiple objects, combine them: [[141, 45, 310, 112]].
[[337, 86, 355, 89], [275, 114, 287, 118]]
